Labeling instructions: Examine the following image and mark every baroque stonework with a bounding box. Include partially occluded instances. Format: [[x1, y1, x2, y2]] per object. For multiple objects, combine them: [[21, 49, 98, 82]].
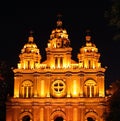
[[6, 16, 107, 121]]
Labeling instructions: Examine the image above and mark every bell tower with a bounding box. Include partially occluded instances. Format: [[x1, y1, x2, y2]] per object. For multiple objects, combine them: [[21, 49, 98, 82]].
[[77, 30, 105, 97], [18, 31, 41, 69], [45, 15, 72, 69]]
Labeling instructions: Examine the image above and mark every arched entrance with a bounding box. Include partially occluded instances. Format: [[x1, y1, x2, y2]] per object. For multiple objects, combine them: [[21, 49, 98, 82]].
[[50, 109, 66, 121], [55, 117, 63, 121], [22, 115, 30, 121], [87, 117, 95, 121], [19, 111, 32, 121], [85, 110, 98, 121]]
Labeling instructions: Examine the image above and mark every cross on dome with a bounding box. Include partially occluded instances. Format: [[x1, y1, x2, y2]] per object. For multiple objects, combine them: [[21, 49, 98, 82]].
[[56, 14, 63, 28]]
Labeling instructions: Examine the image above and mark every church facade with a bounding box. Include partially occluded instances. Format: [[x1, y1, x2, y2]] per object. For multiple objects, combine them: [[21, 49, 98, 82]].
[[6, 17, 107, 121]]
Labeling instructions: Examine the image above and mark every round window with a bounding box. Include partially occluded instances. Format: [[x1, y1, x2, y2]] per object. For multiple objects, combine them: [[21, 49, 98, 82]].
[[51, 79, 66, 97]]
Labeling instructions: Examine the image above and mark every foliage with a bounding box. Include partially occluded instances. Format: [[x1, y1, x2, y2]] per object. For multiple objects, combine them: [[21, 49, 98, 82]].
[[104, 0, 120, 28], [104, 0, 120, 41], [105, 80, 120, 121], [0, 60, 14, 98], [0, 60, 14, 121]]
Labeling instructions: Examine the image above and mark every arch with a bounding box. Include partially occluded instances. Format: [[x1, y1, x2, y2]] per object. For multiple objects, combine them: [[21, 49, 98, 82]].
[[19, 111, 33, 121], [19, 80, 33, 98], [50, 110, 66, 121], [85, 111, 98, 121], [55, 116, 63, 121], [87, 117, 95, 121], [83, 79, 98, 97], [22, 115, 30, 121]]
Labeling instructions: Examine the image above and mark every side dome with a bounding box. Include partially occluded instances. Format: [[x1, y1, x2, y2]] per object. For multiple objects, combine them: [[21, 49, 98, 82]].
[[21, 31, 39, 54]]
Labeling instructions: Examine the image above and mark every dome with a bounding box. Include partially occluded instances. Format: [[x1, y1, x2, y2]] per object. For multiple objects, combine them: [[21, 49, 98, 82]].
[[21, 32, 40, 54]]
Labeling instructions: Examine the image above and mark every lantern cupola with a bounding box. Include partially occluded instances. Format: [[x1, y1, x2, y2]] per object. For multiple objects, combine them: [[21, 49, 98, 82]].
[[47, 15, 70, 49]]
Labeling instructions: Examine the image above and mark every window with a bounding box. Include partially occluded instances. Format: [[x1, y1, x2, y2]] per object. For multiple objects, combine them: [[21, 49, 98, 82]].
[[84, 80, 97, 97], [20, 80, 33, 98], [51, 79, 66, 97], [22, 115, 30, 121], [55, 117, 63, 121]]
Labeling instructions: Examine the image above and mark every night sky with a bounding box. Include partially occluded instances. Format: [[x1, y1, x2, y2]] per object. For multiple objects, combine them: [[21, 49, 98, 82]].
[[0, 1, 120, 88]]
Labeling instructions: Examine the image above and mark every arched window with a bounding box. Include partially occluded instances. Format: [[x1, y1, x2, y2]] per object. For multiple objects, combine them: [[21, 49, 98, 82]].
[[84, 79, 97, 97], [22, 115, 30, 121], [87, 117, 95, 121], [20, 80, 33, 98], [55, 117, 63, 121]]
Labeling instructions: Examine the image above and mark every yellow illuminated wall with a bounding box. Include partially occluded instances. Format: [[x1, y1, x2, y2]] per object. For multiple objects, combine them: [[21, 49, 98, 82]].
[[6, 16, 107, 121]]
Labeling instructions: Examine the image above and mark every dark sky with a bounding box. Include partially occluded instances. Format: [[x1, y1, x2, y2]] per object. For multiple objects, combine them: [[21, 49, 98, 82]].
[[0, 1, 120, 88]]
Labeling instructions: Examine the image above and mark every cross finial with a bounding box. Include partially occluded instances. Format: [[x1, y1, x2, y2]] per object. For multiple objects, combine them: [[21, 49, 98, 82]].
[[56, 13, 62, 27], [29, 30, 34, 36], [85, 29, 91, 41], [28, 30, 34, 43], [57, 13, 62, 20]]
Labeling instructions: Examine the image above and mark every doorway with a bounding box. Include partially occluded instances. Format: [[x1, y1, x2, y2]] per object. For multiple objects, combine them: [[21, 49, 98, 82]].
[[22, 115, 30, 121], [54, 117, 63, 121], [87, 117, 95, 121]]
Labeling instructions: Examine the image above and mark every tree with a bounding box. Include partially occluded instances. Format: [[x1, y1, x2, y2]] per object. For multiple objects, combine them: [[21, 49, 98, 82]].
[[0, 60, 14, 97], [0, 60, 14, 121], [105, 80, 120, 121], [104, 0, 120, 41]]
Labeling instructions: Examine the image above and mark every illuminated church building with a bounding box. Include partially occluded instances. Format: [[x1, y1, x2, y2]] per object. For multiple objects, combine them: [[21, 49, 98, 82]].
[[6, 17, 107, 121]]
